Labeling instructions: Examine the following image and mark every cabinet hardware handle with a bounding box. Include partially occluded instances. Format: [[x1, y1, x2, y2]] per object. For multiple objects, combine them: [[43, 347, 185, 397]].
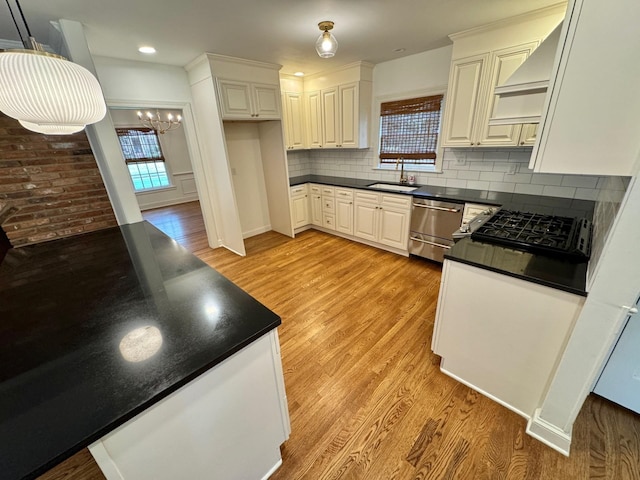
[[410, 236, 451, 249], [477, 142, 481, 145], [520, 141, 525, 145], [412, 204, 461, 213]]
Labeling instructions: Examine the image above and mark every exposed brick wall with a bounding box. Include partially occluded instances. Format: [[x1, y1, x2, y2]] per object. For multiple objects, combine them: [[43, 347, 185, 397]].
[[0, 113, 117, 247]]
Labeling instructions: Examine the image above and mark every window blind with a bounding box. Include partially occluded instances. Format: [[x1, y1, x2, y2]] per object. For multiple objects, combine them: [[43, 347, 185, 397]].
[[379, 94, 443, 165], [116, 128, 164, 163]]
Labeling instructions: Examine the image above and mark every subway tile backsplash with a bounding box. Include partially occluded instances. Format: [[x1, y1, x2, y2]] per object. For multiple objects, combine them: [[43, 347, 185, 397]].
[[287, 147, 625, 201]]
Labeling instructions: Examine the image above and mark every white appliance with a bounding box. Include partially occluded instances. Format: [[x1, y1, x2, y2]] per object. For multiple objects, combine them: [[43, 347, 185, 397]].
[[593, 297, 640, 414]]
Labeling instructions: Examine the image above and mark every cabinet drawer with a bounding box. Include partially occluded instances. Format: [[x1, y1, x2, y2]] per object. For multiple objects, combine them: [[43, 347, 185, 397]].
[[355, 191, 379, 204], [323, 197, 335, 213], [381, 194, 411, 210], [323, 213, 336, 230], [310, 184, 322, 194], [335, 188, 353, 200], [290, 185, 307, 196], [321, 186, 335, 197]]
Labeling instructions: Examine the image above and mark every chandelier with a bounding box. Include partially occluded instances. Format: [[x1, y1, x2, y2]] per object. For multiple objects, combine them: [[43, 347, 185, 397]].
[[137, 110, 182, 134], [0, 0, 106, 135]]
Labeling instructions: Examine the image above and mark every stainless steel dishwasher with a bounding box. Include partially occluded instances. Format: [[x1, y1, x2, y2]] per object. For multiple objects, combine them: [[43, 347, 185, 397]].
[[409, 198, 464, 262]]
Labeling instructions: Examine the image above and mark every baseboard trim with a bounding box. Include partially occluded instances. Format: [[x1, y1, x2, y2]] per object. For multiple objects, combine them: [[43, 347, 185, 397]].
[[243, 225, 272, 239], [261, 458, 283, 480], [526, 408, 571, 456], [139, 195, 199, 211]]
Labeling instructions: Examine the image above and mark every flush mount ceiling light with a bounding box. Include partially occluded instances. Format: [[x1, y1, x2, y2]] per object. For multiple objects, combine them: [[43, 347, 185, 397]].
[[315, 21, 338, 58], [0, 0, 106, 135], [138, 109, 182, 134], [138, 46, 156, 54]]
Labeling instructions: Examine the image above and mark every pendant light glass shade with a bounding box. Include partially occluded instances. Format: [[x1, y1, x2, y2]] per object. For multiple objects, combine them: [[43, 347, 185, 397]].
[[0, 50, 106, 133], [315, 21, 338, 58], [18, 120, 84, 135]]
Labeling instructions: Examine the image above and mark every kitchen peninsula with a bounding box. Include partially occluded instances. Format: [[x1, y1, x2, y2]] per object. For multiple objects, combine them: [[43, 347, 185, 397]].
[[0, 222, 290, 480]]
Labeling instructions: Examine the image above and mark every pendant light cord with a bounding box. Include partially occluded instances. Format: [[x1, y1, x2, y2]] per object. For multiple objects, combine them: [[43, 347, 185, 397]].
[[4, 0, 31, 48]]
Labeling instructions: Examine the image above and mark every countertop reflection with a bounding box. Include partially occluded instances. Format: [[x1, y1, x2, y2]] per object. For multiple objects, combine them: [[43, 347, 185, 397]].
[[0, 221, 280, 480], [446, 237, 588, 296]]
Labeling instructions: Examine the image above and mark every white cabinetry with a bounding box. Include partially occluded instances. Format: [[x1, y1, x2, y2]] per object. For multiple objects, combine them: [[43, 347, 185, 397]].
[[441, 6, 565, 148], [217, 79, 280, 120], [432, 260, 584, 418], [301, 63, 373, 150], [530, 0, 640, 176], [309, 184, 323, 226], [282, 92, 305, 150], [321, 186, 336, 231], [290, 184, 309, 230], [354, 191, 411, 250], [335, 188, 354, 235]]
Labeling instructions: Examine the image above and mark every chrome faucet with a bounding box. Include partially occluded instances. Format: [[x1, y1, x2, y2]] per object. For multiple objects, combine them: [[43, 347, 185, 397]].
[[395, 157, 407, 184]]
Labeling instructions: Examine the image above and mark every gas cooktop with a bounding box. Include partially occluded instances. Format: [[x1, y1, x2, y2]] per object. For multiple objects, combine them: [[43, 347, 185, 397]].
[[471, 209, 592, 260]]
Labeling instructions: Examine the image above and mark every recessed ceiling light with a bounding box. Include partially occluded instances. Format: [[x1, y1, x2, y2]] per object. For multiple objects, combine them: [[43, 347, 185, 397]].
[[138, 46, 156, 54], [294, 72, 305, 77], [394, 48, 406, 53]]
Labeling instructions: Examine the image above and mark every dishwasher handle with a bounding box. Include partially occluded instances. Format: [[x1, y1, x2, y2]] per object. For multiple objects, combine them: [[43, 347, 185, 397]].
[[412, 203, 461, 213], [410, 236, 451, 249]]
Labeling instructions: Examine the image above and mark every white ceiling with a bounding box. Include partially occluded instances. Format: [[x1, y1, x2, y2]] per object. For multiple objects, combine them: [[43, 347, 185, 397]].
[[3, 0, 563, 75]]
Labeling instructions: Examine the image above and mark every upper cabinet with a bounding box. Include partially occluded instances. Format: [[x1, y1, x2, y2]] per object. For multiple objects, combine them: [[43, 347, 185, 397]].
[[281, 62, 373, 150], [282, 91, 305, 150], [217, 79, 281, 120], [441, 5, 566, 149], [530, 0, 640, 176]]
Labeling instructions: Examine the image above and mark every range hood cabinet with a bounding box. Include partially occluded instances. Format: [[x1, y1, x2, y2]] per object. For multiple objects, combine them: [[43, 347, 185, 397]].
[[489, 22, 563, 126]]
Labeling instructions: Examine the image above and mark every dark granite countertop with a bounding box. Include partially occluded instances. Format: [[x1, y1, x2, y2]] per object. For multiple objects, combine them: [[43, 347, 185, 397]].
[[445, 238, 588, 296], [0, 222, 281, 480], [290, 175, 593, 295]]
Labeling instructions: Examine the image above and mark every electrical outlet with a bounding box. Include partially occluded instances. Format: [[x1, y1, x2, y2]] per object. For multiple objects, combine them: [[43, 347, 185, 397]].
[[455, 157, 466, 166], [507, 163, 518, 175]]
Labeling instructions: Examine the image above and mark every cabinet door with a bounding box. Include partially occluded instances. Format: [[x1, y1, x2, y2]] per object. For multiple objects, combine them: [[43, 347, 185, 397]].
[[291, 194, 309, 229], [305, 91, 323, 148], [283, 92, 305, 149], [253, 84, 281, 119], [441, 54, 488, 147], [353, 201, 378, 242], [321, 87, 339, 148], [519, 124, 538, 146], [335, 197, 354, 235], [338, 83, 358, 148], [218, 80, 253, 118], [310, 194, 323, 226], [477, 44, 537, 146], [378, 206, 409, 250]]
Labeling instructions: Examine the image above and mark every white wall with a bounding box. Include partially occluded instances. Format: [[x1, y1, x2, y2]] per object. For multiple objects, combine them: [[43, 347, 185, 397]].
[[224, 123, 271, 238], [93, 55, 219, 248], [110, 109, 198, 210]]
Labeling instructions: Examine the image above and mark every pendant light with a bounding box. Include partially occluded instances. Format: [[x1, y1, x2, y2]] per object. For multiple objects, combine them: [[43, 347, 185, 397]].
[[137, 110, 182, 134], [0, 0, 106, 135], [315, 21, 338, 58]]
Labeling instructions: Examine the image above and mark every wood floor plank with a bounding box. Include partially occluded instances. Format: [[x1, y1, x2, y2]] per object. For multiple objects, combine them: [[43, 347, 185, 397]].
[[36, 202, 640, 480]]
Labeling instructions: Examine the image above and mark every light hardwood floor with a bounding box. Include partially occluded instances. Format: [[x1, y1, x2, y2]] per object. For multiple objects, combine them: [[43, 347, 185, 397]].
[[38, 202, 640, 480]]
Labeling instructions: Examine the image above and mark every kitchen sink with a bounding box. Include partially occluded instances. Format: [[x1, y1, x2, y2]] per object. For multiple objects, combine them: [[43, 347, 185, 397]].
[[367, 183, 419, 192]]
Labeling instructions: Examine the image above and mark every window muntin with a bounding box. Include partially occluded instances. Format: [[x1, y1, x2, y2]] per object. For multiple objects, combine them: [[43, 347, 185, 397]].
[[116, 128, 171, 191]]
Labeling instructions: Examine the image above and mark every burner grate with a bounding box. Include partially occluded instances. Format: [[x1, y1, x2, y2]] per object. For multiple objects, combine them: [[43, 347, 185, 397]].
[[471, 209, 590, 260]]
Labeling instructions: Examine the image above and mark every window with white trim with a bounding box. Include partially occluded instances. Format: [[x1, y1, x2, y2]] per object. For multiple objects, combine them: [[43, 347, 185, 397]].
[[378, 94, 443, 170], [116, 128, 171, 191]]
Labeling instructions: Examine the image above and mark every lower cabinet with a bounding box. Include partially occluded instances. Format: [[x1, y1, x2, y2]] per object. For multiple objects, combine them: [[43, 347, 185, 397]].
[[290, 185, 309, 229], [432, 259, 584, 418], [290, 183, 411, 254], [353, 191, 411, 250]]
